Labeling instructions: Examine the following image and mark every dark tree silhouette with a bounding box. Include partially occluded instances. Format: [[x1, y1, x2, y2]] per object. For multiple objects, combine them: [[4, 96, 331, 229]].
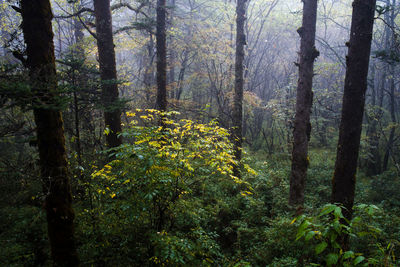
[[156, 0, 167, 112], [289, 0, 319, 207], [94, 0, 122, 148], [331, 0, 376, 247], [232, 0, 247, 177], [20, 0, 79, 265]]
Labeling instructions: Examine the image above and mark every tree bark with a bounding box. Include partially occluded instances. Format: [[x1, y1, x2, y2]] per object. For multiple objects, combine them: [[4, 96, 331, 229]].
[[382, 0, 397, 172], [156, 0, 167, 112], [93, 0, 122, 148], [331, 0, 376, 238], [232, 0, 247, 177], [20, 0, 79, 265], [289, 0, 319, 207]]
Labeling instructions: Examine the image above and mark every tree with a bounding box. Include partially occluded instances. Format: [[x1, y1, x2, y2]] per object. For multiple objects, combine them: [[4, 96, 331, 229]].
[[382, 0, 397, 172], [20, 0, 79, 265], [156, 0, 167, 112], [93, 0, 122, 148], [289, 0, 319, 207], [331, 0, 376, 245], [232, 0, 247, 177]]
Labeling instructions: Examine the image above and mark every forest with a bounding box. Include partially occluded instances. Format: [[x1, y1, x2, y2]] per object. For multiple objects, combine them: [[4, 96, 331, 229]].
[[0, 0, 399, 266]]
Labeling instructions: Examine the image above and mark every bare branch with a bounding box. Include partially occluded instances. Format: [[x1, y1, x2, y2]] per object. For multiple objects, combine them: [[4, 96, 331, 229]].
[[54, 7, 94, 19]]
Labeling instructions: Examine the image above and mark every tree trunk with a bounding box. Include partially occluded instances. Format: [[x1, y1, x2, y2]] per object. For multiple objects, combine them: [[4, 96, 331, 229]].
[[365, 67, 384, 176], [156, 0, 167, 112], [20, 0, 79, 265], [331, 0, 376, 246], [73, 0, 85, 172], [289, 0, 319, 207], [93, 0, 122, 148], [232, 0, 247, 178], [383, 0, 397, 172], [144, 34, 155, 106], [168, 0, 176, 100]]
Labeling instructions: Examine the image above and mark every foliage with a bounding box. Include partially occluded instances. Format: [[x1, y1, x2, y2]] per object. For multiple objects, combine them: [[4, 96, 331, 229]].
[[77, 109, 254, 265], [294, 203, 399, 266]]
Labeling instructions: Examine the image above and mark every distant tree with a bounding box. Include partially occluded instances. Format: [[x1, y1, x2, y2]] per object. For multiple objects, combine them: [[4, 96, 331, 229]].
[[20, 0, 79, 265], [93, 0, 122, 148], [331, 0, 376, 247], [382, 0, 397, 172], [289, 0, 319, 208], [232, 0, 247, 177]]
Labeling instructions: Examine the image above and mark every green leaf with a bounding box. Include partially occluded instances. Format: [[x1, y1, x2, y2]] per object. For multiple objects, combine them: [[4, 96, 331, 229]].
[[326, 253, 339, 266], [334, 206, 343, 218], [296, 220, 311, 240], [305, 231, 316, 241], [315, 241, 328, 255], [319, 204, 336, 216], [343, 250, 354, 259], [353, 256, 365, 265]]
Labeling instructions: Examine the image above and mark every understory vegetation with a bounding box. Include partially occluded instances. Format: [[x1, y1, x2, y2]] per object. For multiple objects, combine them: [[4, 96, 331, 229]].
[[1, 111, 399, 266], [1, 0, 400, 266]]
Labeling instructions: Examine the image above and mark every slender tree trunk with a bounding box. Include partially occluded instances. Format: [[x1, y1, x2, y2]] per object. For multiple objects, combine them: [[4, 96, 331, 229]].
[[73, 0, 84, 171], [0, 0, 7, 58], [156, 0, 167, 111], [176, 50, 188, 101], [168, 0, 176, 99], [20, 1, 79, 265], [289, 0, 319, 207], [383, 0, 397, 172], [366, 67, 384, 176], [144, 34, 155, 106], [383, 70, 396, 171], [331, 0, 376, 247], [231, 0, 247, 178], [93, 0, 122, 148]]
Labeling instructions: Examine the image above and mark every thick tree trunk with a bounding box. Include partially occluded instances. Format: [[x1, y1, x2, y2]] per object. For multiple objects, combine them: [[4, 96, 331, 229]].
[[93, 0, 122, 148], [232, 0, 247, 177], [156, 0, 167, 111], [20, 1, 79, 265], [331, 0, 376, 244], [289, 0, 319, 207]]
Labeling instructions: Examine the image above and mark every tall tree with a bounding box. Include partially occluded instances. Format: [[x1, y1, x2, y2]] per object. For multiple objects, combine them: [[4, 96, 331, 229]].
[[289, 0, 319, 207], [331, 0, 376, 241], [20, 0, 79, 265], [382, 0, 397, 172], [232, 0, 247, 177], [156, 0, 167, 111], [93, 0, 122, 148]]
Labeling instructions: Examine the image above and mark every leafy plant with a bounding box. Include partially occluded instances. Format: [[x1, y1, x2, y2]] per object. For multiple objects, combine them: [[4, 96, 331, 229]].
[[293, 204, 384, 266]]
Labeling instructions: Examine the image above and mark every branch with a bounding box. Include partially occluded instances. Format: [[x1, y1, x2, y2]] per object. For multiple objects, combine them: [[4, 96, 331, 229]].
[[113, 26, 137, 35], [78, 16, 97, 39], [111, 2, 149, 18], [11, 5, 22, 13], [54, 7, 94, 19]]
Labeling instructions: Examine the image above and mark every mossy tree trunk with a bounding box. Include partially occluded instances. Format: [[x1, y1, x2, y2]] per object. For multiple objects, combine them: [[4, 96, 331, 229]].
[[156, 0, 167, 112], [20, 0, 79, 265], [232, 0, 247, 178], [289, 0, 319, 208], [93, 0, 122, 149]]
